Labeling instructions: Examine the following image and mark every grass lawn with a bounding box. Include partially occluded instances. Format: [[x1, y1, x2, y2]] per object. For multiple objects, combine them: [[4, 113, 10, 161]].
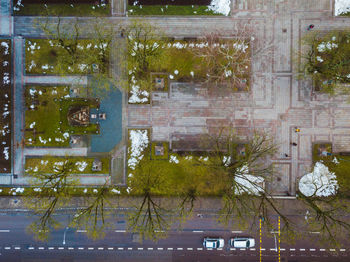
[[128, 39, 251, 103], [25, 86, 100, 147], [25, 157, 110, 175], [25, 86, 70, 147], [14, 3, 110, 16], [25, 39, 109, 75], [127, 5, 222, 16]]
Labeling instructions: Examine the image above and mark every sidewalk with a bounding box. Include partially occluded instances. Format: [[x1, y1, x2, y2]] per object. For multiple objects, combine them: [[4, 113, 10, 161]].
[[0, 0, 12, 36]]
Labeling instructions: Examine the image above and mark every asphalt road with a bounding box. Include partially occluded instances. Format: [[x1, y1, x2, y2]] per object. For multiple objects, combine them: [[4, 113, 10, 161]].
[[0, 211, 349, 262]]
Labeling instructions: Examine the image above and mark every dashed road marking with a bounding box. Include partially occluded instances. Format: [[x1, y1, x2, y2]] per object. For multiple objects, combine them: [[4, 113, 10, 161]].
[[320, 249, 326, 251], [88, 247, 94, 250], [4, 247, 11, 250], [193, 230, 203, 233], [260, 248, 266, 251], [187, 248, 193, 250], [167, 248, 173, 250], [115, 230, 126, 233], [118, 247, 123, 250], [38, 247, 44, 250], [138, 247, 143, 250], [231, 231, 243, 233], [300, 249, 305, 251], [28, 247, 34, 250], [108, 247, 114, 250], [68, 247, 74, 250], [270, 248, 276, 251], [310, 249, 316, 251], [207, 248, 213, 251], [0, 230, 10, 233], [250, 248, 256, 251], [128, 247, 132, 250], [240, 248, 246, 251], [78, 247, 84, 250], [309, 231, 320, 234], [290, 248, 295, 251], [340, 249, 346, 252], [330, 249, 336, 252], [177, 248, 183, 251], [217, 248, 223, 251], [14, 247, 21, 250], [58, 247, 64, 250], [76, 230, 87, 233], [230, 248, 236, 251], [155, 230, 165, 233], [158, 247, 163, 250], [197, 248, 203, 251], [98, 247, 104, 250], [48, 247, 54, 250], [148, 248, 153, 250]]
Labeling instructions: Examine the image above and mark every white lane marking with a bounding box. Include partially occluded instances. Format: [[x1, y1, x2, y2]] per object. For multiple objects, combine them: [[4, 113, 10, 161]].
[[250, 248, 256, 251], [167, 247, 173, 250], [217, 248, 223, 251], [4, 247, 11, 250], [108, 247, 114, 250], [28, 247, 34, 250], [88, 247, 94, 250], [0, 230, 10, 232], [38, 247, 44, 250], [310, 249, 316, 251], [78, 247, 84, 250], [155, 230, 165, 233], [128, 247, 132, 250], [320, 249, 326, 251], [115, 230, 126, 233], [177, 247, 183, 250], [240, 248, 246, 251], [270, 248, 276, 251], [260, 248, 266, 251], [138, 247, 143, 250], [309, 231, 320, 234], [158, 247, 163, 250], [68, 247, 74, 250], [76, 230, 87, 233], [340, 249, 346, 252], [148, 248, 153, 250], [98, 247, 104, 250], [48, 247, 54, 250], [230, 248, 236, 251], [193, 230, 203, 233], [330, 249, 336, 252], [280, 248, 285, 251], [58, 247, 64, 250], [197, 248, 203, 251], [270, 231, 280, 234], [187, 248, 193, 250], [14, 247, 21, 250], [231, 230, 243, 233], [118, 247, 123, 250], [290, 248, 295, 251], [300, 249, 305, 251]]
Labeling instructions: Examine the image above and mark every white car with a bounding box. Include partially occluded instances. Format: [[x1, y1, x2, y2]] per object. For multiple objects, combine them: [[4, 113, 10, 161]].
[[203, 237, 225, 249], [230, 237, 255, 248]]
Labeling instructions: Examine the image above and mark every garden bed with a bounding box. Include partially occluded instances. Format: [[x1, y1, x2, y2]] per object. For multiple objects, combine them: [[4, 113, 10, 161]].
[[25, 156, 110, 174], [0, 40, 12, 173], [128, 39, 251, 104], [127, 0, 231, 16], [25, 39, 109, 75], [24, 86, 99, 147], [14, 0, 110, 16]]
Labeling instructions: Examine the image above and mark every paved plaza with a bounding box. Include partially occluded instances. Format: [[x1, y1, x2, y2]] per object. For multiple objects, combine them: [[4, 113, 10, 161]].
[[1, 0, 350, 193]]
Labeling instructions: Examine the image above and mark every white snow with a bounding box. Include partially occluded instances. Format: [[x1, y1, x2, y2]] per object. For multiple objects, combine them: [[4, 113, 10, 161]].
[[75, 161, 88, 172], [1, 42, 9, 55], [317, 41, 338, 52], [298, 161, 338, 197], [335, 0, 350, 15], [128, 129, 149, 169], [63, 132, 70, 139], [174, 70, 179, 75], [93, 189, 98, 193], [3, 147, 9, 160], [234, 165, 264, 195], [207, 0, 231, 16], [111, 188, 120, 194], [83, 188, 88, 193], [128, 75, 149, 104], [316, 56, 324, 63], [332, 157, 339, 164], [29, 122, 36, 128], [169, 155, 179, 164]]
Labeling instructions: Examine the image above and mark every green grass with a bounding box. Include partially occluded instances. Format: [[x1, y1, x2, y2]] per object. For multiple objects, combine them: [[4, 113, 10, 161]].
[[127, 5, 224, 16], [14, 3, 110, 16], [312, 143, 333, 163], [25, 39, 108, 75], [151, 142, 169, 160], [59, 98, 100, 135], [25, 157, 110, 175], [25, 86, 70, 147]]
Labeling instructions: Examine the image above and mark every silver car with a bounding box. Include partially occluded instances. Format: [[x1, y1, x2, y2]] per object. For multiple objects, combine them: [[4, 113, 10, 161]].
[[203, 237, 225, 249], [230, 237, 255, 248]]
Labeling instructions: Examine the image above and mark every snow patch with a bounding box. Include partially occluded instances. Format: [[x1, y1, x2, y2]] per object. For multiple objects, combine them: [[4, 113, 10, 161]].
[[335, 0, 350, 15], [75, 161, 88, 172], [207, 0, 231, 16], [128, 129, 149, 169]]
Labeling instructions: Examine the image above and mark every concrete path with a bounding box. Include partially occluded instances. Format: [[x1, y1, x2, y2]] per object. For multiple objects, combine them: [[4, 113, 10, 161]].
[[25, 75, 88, 85], [24, 147, 88, 157], [0, 0, 12, 36]]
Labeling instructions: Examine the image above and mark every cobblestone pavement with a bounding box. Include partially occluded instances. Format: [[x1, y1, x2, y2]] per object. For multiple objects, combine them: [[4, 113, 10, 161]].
[[6, 0, 350, 192]]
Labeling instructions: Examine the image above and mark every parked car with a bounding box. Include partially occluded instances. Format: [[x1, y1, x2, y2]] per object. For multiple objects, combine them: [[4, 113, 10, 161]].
[[203, 237, 225, 249], [229, 237, 255, 248]]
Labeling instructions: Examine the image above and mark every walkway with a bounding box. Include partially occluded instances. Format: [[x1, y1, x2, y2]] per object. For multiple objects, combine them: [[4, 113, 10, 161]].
[[0, 0, 12, 36]]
